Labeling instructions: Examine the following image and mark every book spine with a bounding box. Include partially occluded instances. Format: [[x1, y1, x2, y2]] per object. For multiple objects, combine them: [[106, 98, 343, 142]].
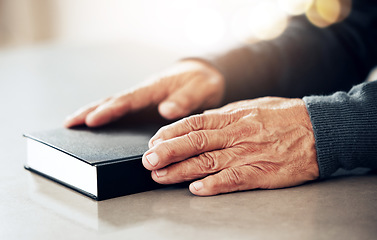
[[96, 158, 161, 200]]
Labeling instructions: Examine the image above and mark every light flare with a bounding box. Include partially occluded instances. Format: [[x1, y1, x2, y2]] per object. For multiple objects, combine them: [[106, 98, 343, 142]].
[[278, 0, 314, 15], [185, 8, 225, 46], [249, 3, 289, 41], [306, 0, 352, 28], [231, 3, 289, 43], [231, 8, 258, 44]]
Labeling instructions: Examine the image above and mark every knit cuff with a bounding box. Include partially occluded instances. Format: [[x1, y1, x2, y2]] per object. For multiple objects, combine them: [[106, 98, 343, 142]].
[[303, 93, 361, 178]]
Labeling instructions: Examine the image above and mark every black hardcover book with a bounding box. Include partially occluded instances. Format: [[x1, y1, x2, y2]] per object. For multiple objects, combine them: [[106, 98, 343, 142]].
[[24, 122, 163, 201]]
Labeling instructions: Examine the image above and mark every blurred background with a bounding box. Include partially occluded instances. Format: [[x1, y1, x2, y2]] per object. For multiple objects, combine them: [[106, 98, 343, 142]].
[[0, 0, 360, 53], [0, 0, 376, 203], [0, 0, 375, 82]]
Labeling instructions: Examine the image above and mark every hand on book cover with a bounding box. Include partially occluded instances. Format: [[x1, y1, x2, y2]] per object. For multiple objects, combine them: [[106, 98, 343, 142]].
[[143, 97, 320, 196], [64, 60, 225, 128]]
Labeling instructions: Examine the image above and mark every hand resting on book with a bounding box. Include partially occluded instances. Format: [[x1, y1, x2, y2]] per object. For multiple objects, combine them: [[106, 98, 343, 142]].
[[64, 60, 225, 128], [64, 62, 320, 197], [143, 97, 319, 196]]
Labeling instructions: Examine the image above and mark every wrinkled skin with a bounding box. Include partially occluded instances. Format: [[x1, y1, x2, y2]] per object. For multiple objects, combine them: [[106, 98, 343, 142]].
[[143, 97, 319, 196], [65, 60, 319, 196]]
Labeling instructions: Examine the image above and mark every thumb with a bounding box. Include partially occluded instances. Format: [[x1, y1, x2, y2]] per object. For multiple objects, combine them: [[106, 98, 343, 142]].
[[189, 166, 261, 196], [158, 79, 217, 119]]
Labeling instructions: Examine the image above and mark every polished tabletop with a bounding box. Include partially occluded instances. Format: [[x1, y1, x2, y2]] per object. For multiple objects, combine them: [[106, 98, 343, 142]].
[[1, 41, 376, 240]]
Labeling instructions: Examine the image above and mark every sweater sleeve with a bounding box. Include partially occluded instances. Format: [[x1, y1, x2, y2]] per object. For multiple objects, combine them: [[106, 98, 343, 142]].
[[303, 80, 377, 178], [194, 1, 377, 178], [200, 0, 377, 104]]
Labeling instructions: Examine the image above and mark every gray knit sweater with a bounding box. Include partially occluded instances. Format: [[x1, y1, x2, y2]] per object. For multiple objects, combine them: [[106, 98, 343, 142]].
[[202, 0, 377, 178]]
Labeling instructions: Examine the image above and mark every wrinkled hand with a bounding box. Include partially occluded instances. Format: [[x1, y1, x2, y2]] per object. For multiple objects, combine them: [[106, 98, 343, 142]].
[[142, 97, 319, 196], [64, 60, 225, 127]]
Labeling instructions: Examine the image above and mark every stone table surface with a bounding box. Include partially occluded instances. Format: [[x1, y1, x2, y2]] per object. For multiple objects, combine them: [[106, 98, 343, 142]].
[[0, 42, 376, 240]]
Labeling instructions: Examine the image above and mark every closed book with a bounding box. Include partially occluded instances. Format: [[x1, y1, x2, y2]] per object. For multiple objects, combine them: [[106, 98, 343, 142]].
[[24, 123, 162, 201]]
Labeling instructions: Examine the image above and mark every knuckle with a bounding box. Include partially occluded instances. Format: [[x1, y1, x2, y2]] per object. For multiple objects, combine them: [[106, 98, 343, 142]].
[[113, 91, 131, 103], [223, 113, 235, 126], [196, 152, 219, 172], [176, 96, 193, 110], [186, 131, 208, 152], [160, 142, 176, 159], [183, 114, 204, 131], [230, 124, 255, 138], [222, 168, 244, 189], [156, 125, 169, 136], [106, 97, 130, 114]]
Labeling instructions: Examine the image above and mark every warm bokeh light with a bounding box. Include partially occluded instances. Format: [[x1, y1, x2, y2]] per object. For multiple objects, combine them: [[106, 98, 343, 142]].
[[278, 0, 314, 15], [249, 3, 289, 41], [2, 0, 354, 51], [327, 0, 352, 23], [306, 0, 352, 28], [231, 8, 258, 44], [185, 8, 225, 47], [317, 0, 341, 24], [231, 3, 289, 43]]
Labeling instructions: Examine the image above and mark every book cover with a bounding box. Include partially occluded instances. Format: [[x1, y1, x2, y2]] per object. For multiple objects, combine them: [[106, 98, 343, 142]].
[[24, 122, 163, 201]]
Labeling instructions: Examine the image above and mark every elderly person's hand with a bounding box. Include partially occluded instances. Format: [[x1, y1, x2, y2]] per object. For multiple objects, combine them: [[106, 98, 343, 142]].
[[64, 60, 225, 127], [142, 97, 320, 196]]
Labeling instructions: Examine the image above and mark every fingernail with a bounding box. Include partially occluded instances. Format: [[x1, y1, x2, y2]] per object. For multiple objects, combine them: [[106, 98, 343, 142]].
[[64, 115, 75, 128], [150, 138, 163, 148], [159, 102, 180, 117], [192, 181, 203, 191], [65, 114, 74, 121], [155, 169, 167, 177], [146, 152, 159, 167]]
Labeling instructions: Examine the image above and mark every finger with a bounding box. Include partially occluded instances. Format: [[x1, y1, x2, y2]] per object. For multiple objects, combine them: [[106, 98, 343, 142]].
[[203, 101, 256, 115], [158, 76, 221, 120], [149, 112, 238, 148], [189, 165, 262, 196], [204, 98, 300, 115], [64, 99, 108, 128], [151, 149, 235, 184], [85, 82, 169, 127], [143, 129, 232, 170]]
